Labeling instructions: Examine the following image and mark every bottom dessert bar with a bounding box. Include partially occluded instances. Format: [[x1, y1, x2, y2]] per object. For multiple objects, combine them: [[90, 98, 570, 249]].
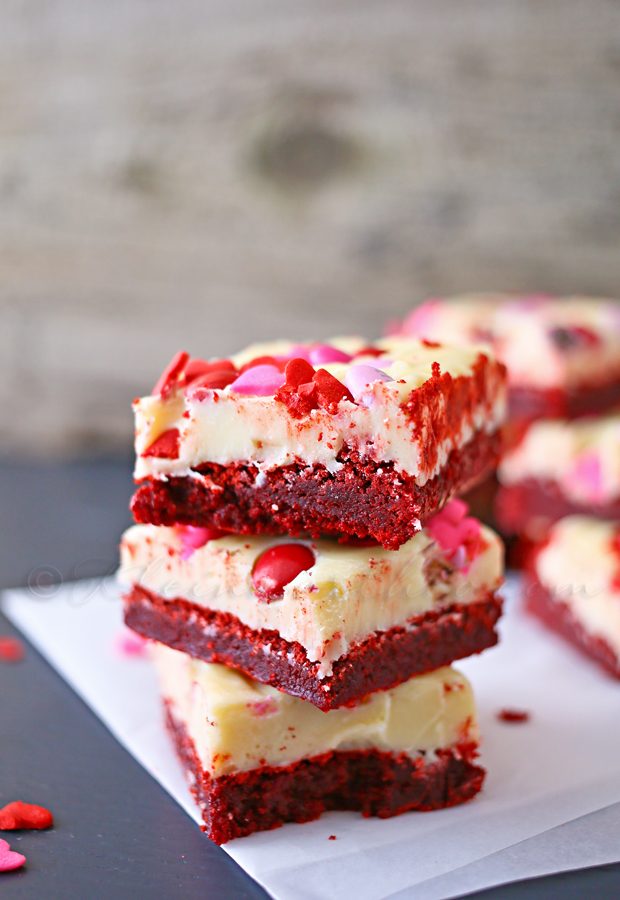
[[152, 644, 485, 843], [525, 515, 620, 678]]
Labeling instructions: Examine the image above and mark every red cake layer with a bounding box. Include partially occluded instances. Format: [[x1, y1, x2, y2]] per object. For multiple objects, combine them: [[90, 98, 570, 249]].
[[131, 431, 500, 550], [525, 575, 620, 680], [124, 584, 502, 711], [508, 379, 620, 424], [495, 481, 620, 538], [164, 702, 485, 844]]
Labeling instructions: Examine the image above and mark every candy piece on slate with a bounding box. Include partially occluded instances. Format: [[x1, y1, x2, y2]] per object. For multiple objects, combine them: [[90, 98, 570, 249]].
[[0, 839, 26, 872], [230, 365, 286, 396], [0, 801, 53, 831], [177, 525, 226, 559], [308, 345, 352, 365], [252, 544, 316, 602], [141, 428, 181, 459], [344, 364, 393, 400], [0, 636, 25, 663], [152, 351, 189, 398]]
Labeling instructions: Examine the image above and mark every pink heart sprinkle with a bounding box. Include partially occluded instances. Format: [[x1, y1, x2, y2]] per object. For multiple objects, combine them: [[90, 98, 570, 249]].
[[229, 365, 286, 396], [309, 345, 352, 365], [426, 500, 483, 572], [344, 365, 393, 400], [0, 839, 26, 872]]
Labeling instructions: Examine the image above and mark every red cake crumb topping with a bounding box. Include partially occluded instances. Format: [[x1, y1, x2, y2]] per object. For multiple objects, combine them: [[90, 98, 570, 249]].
[[0, 802, 53, 830], [275, 358, 354, 417], [252, 544, 316, 601], [0, 636, 25, 663], [329, 835, 337, 840], [141, 428, 181, 460], [497, 709, 530, 723]]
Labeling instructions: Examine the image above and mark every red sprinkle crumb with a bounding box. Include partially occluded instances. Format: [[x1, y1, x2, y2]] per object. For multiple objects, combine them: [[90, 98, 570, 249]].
[[328, 835, 337, 840], [0, 637, 25, 663], [0, 801, 53, 831], [497, 708, 530, 724]]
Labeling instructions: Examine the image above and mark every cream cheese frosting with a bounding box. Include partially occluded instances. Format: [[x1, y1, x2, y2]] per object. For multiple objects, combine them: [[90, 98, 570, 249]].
[[119, 521, 504, 676], [499, 414, 620, 505], [399, 293, 620, 391], [133, 337, 506, 485], [152, 643, 479, 777], [534, 516, 620, 655]]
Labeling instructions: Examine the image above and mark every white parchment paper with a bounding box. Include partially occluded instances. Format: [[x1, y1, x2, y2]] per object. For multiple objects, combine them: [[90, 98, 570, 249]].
[[3, 576, 620, 900]]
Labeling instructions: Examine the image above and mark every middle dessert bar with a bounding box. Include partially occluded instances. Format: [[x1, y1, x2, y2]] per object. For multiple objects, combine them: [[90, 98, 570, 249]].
[[130, 337, 506, 549], [120, 501, 503, 711]]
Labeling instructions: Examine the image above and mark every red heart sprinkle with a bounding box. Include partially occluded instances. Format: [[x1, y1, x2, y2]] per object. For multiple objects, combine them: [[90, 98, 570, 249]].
[[0, 839, 25, 872], [0, 801, 53, 831], [151, 351, 190, 399], [0, 637, 24, 663], [252, 544, 316, 602], [141, 428, 181, 459], [283, 358, 316, 388]]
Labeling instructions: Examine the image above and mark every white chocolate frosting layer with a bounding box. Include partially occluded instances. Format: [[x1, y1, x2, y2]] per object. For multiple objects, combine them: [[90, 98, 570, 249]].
[[153, 643, 479, 777], [399, 293, 620, 391], [119, 522, 503, 676], [534, 516, 620, 656], [133, 337, 505, 485], [499, 414, 620, 505]]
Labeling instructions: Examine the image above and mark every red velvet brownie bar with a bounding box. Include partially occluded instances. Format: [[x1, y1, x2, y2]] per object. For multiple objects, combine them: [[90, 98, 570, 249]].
[[120, 500, 503, 710], [152, 643, 484, 843], [130, 337, 506, 549], [525, 516, 620, 678], [396, 293, 620, 425], [496, 414, 620, 539]]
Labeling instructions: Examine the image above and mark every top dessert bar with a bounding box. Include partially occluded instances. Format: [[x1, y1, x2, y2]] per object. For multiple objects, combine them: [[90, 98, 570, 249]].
[[396, 293, 620, 423], [131, 337, 506, 549]]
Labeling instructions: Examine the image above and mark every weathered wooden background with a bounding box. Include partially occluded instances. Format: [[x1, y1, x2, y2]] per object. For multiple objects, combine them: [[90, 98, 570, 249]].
[[1, 0, 620, 455]]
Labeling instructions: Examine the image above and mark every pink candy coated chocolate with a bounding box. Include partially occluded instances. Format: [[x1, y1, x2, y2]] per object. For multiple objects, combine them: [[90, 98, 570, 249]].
[[344, 364, 393, 400], [309, 345, 352, 365], [427, 500, 483, 572], [177, 525, 224, 560], [0, 839, 25, 872], [569, 452, 604, 503], [230, 365, 286, 396], [398, 299, 442, 336]]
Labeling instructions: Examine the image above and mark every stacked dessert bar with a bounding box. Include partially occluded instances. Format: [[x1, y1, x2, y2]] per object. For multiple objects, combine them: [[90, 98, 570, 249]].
[[396, 292, 620, 678], [119, 336, 507, 843]]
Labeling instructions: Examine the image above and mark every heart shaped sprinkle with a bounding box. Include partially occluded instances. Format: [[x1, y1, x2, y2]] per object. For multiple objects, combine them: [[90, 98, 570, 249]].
[[0, 839, 26, 872], [0, 637, 25, 663], [0, 801, 53, 831]]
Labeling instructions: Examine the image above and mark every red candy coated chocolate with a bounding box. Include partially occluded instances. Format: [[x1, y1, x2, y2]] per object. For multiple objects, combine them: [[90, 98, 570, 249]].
[[141, 428, 181, 459], [0, 801, 53, 831], [151, 351, 190, 398], [239, 356, 285, 375], [184, 358, 236, 384], [186, 370, 237, 393], [251, 544, 316, 602]]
